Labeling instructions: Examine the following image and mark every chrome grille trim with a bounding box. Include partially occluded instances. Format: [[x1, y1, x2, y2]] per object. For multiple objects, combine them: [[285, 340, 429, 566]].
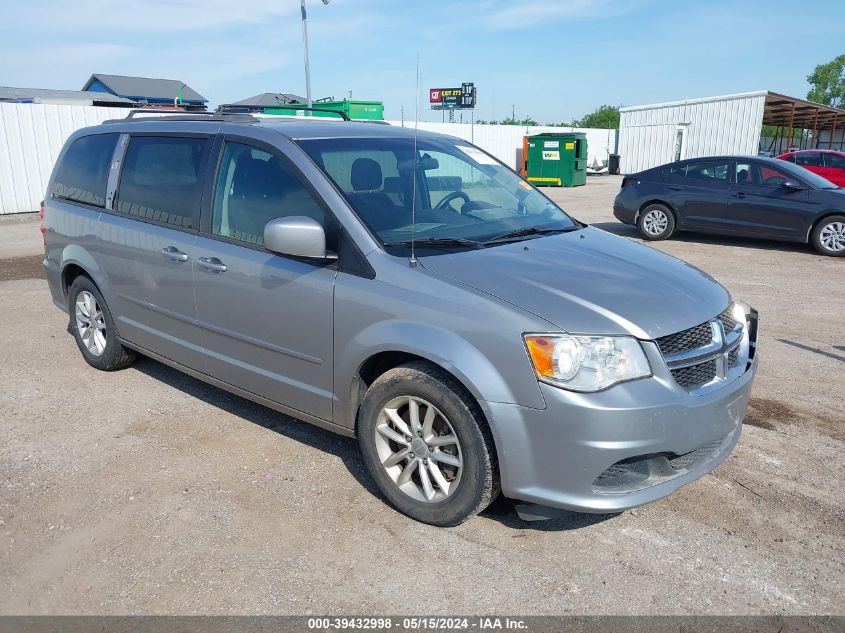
[[656, 308, 753, 393]]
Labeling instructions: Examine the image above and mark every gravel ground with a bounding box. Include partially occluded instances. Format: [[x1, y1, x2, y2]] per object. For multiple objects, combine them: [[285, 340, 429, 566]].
[[1, 181, 843, 615]]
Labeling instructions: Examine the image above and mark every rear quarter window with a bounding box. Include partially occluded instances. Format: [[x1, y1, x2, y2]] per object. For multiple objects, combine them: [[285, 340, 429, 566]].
[[51, 133, 119, 208], [116, 136, 210, 229]]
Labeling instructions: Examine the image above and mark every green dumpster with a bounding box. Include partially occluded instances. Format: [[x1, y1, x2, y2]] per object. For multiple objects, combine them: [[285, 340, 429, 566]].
[[525, 132, 587, 187], [265, 99, 384, 121]]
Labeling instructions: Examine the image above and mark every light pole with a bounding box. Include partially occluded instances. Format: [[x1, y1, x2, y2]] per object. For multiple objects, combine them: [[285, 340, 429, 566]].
[[301, 0, 330, 112]]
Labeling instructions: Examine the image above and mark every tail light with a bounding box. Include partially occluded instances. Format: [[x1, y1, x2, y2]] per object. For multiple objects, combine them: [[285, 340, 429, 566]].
[[39, 200, 46, 245]]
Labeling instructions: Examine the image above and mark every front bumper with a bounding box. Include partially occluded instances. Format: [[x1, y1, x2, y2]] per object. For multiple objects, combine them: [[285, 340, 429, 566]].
[[484, 341, 757, 513]]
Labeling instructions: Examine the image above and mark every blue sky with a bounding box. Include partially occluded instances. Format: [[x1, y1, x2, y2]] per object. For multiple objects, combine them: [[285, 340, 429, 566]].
[[1, 0, 843, 123]]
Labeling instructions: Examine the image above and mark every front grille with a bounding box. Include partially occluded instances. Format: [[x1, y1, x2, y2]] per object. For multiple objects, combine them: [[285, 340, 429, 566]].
[[656, 321, 713, 356], [670, 359, 717, 388], [719, 310, 739, 333], [728, 347, 739, 368], [668, 438, 724, 471]]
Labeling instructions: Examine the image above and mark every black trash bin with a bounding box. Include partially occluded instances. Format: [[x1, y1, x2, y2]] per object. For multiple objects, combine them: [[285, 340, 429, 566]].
[[608, 154, 620, 175]]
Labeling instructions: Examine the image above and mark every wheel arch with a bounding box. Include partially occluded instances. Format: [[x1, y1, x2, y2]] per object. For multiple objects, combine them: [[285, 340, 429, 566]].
[[350, 351, 487, 429], [636, 199, 678, 223], [348, 350, 503, 483], [337, 319, 538, 433], [59, 245, 110, 304], [807, 211, 845, 243]]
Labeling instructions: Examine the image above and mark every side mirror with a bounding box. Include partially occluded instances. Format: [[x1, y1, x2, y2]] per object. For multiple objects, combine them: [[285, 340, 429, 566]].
[[783, 179, 805, 190], [263, 216, 336, 260]]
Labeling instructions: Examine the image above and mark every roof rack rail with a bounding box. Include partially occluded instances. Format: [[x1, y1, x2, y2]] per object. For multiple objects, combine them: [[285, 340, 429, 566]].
[[217, 103, 350, 121], [103, 109, 258, 124]]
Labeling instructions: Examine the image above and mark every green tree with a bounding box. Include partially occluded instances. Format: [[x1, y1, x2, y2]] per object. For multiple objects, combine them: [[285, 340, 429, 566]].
[[498, 116, 538, 126], [807, 54, 845, 108], [577, 105, 620, 129]]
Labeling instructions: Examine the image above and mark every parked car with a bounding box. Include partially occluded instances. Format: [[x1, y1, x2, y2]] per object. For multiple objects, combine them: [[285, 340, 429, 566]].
[[778, 149, 845, 188], [43, 115, 759, 525], [614, 156, 845, 256]]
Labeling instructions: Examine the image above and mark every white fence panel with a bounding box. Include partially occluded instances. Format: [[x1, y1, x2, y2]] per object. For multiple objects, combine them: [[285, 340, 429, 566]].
[[0, 103, 120, 214], [386, 120, 616, 171], [0, 104, 619, 215]]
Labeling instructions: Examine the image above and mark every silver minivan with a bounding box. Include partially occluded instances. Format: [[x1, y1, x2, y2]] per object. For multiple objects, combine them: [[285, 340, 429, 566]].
[[43, 114, 758, 526]]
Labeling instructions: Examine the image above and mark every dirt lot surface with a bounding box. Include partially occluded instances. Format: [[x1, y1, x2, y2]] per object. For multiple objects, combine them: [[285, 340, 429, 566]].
[[1, 180, 843, 615]]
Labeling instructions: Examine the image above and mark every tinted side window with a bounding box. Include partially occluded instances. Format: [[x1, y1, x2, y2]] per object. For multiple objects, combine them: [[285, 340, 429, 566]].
[[116, 136, 209, 229], [51, 134, 118, 208], [212, 142, 325, 246], [735, 162, 792, 187], [795, 153, 822, 167], [824, 153, 845, 169], [684, 161, 728, 184], [668, 164, 687, 179]]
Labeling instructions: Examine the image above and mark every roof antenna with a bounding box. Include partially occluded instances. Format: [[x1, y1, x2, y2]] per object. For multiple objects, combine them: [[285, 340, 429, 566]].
[[410, 53, 420, 269]]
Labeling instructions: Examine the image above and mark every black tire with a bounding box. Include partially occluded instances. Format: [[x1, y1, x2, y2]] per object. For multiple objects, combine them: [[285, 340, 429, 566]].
[[67, 276, 137, 371], [637, 203, 676, 241], [357, 361, 499, 526], [810, 215, 845, 257]]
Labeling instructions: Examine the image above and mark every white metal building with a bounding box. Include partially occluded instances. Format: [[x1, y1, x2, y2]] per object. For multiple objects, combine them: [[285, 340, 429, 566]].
[[618, 91, 845, 174], [618, 91, 767, 174]]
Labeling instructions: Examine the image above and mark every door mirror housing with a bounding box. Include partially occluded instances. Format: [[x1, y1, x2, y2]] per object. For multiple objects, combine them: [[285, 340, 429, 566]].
[[263, 216, 336, 260], [783, 179, 805, 190]]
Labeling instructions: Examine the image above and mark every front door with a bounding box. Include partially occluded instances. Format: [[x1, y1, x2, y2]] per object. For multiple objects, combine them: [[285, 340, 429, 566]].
[[193, 139, 336, 421], [726, 160, 811, 238], [97, 134, 212, 368]]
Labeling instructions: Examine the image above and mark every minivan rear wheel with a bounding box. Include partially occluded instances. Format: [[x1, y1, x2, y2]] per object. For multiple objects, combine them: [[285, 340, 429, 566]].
[[637, 203, 675, 240], [68, 276, 137, 371], [357, 361, 499, 526], [811, 215, 845, 256]]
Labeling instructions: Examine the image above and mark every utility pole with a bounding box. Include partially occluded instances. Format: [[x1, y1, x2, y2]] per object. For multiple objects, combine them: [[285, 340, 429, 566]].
[[300, 0, 331, 112]]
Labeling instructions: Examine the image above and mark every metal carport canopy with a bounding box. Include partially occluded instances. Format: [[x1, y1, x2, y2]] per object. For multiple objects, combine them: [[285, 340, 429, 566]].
[[763, 92, 844, 146]]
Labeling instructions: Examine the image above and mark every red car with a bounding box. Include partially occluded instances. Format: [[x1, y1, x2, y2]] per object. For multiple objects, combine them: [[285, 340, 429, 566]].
[[778, 150, 845, 187]]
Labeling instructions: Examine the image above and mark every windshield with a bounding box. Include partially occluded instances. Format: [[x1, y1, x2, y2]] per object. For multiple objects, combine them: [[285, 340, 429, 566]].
[[296, 136, 579, 250]]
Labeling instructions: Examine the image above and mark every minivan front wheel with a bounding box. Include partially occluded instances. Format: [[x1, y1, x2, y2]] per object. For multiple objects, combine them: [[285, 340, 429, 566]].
[[637, 204, 675, 240], [357, 361, 499, 526], [68, 276, 137, 371]]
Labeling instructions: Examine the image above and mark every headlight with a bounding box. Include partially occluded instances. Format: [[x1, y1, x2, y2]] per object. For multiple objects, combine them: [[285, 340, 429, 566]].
[[524, 334, 651, 392], [729, 300, 749, 330]]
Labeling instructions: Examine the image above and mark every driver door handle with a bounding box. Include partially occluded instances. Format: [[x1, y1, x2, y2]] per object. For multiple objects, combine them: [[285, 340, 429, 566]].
[[197, 256, 227, 273], [734, 192, 749, 199], [161, 246, 189, 263]]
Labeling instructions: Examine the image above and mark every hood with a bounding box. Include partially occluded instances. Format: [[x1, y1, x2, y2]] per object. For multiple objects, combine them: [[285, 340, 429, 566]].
[[419, 227, 729, 339]]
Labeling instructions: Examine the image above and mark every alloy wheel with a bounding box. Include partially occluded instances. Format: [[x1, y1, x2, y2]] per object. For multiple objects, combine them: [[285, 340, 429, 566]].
[[374, 396, 463, 503], [819, 221, 845, 253], [74, 290, 107, 356], [642, 209, 669, 236]]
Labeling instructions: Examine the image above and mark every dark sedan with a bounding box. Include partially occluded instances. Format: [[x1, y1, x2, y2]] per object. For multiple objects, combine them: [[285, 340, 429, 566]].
[[613, 156, 845, 256]]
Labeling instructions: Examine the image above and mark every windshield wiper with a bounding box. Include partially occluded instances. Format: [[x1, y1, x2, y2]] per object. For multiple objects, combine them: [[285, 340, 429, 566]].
[[483, 226, 577, 244], [382, 237, 485, 250]]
